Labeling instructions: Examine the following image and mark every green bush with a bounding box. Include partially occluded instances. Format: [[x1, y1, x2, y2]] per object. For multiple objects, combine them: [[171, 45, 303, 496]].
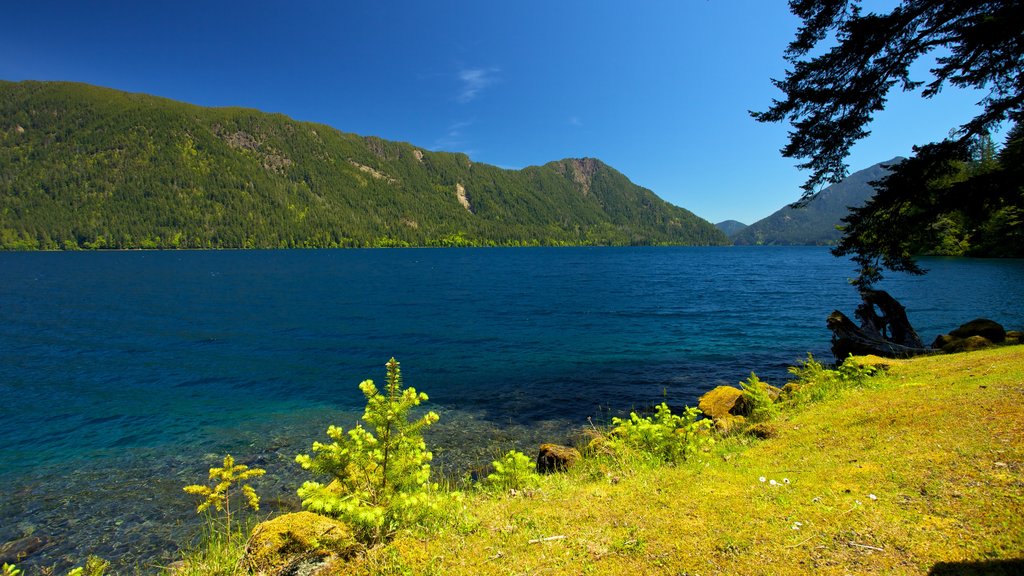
[[296, 358, 441, 544], [485, 450, 540, 492], [607, 403, 713, 464], [783, 354, 881, 406], [740, 373, 779, 423]]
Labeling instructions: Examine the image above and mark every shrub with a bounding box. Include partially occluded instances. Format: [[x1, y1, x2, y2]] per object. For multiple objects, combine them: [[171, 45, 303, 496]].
[[607, 403, 713, 464], [740, 373, 779, 423], [783, 354, 881, 406], [486, 450, 540, 492], [296, 358, 441, 544]]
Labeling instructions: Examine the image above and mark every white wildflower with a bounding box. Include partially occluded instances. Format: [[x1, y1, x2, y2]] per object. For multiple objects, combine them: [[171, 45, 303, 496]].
[[769, 479, 779, 486], [759, 476, 766, 483]]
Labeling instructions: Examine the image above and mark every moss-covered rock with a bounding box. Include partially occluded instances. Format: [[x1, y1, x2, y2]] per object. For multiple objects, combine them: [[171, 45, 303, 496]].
[[242, 511, 359, 576], [932, 333, 956, 349], [950, 318, 1006, 343], [698, 386, 743, 420], [714, 414, 747, 434], [1006, 330, 1022, 345], [537, 443, 581, 473], [943, 335, 995, 353], [745, 422, 779, 439]]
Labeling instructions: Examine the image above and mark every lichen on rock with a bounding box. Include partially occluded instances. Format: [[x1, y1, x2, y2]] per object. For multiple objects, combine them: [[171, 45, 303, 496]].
[[242, 511, 359, 576]]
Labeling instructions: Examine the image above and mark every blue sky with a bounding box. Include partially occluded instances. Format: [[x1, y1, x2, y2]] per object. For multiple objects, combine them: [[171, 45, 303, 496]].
[[1, 1, 990, 224]]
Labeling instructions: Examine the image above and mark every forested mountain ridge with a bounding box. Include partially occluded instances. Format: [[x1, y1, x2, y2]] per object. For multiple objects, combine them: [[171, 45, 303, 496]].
[[730, 159, 900, 246], [0, 80, 728, 249]]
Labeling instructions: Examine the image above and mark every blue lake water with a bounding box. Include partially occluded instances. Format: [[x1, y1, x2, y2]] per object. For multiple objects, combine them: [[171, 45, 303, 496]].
[[1, 246, 1022, 571]]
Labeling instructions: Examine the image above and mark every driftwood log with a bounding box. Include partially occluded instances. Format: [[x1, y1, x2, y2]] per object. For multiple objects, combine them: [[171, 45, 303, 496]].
[[827, 289, 933, 359]]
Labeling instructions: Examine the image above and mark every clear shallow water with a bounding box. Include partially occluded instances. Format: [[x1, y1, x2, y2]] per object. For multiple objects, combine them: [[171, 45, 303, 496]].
[[1, 247, 1022, 572]]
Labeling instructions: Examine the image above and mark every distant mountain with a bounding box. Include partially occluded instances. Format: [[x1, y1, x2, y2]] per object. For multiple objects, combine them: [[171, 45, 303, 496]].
[[0, 80, 728, 249], [715, 220, 748, 236], [731, 158, 902, 246]]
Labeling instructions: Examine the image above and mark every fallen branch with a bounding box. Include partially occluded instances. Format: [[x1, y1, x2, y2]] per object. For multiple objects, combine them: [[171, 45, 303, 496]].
[[848, 541, 884, 552], [528, 535, 566, 544]]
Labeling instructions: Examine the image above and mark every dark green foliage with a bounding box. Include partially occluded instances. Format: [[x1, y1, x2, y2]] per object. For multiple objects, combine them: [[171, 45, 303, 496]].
[[754, 1, 1023, 285], [739, 373, 779, 423], [714, 220, 748, 237], [834, 129, 1024, 287], [753, 0, 1023, 197], [0, 80, 729, 250]]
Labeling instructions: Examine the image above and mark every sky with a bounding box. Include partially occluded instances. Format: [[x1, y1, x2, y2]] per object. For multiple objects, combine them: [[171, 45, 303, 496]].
[[1, 0, 992, 224]]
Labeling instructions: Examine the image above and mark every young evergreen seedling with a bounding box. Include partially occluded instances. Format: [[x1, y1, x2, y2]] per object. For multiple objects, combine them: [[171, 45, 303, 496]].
[[296, 357, 440, 544], [184, 454, 265, 536], [486, 450, 540, 492]]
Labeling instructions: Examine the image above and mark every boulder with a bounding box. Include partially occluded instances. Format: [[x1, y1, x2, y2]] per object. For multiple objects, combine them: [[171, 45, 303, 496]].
[[931, 334, 955, 349], [745, 422, 779, 440], [1007, 330, 1022, 345], [950, 318, 1006, 343], [242, 512, 359, 576], [536, 443, 581, 474], [698, 386, 743, 420], [943, 335, 994, 354], [714, 415, 747, 435]]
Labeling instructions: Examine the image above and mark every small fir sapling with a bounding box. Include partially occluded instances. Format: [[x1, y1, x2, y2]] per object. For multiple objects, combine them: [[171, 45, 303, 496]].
[[296, 358, 441, 544], [486, 450, 540, 492], [183, 454, 265, 536]]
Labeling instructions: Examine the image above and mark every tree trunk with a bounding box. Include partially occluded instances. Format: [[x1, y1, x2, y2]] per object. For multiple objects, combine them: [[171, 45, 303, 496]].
[[827, 289, 933, 360]]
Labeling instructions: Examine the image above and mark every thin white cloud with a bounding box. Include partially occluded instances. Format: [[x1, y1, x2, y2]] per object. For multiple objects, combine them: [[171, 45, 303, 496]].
[[433, 120, 476, 153], [457, 67, 499, 103]]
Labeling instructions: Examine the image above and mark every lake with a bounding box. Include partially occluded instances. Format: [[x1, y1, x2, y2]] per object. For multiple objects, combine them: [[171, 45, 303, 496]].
[[2, 246, 1022, 572]]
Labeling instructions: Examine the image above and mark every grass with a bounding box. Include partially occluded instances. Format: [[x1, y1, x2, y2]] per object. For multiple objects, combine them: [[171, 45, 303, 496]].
[[317, 346, 1024, 575]]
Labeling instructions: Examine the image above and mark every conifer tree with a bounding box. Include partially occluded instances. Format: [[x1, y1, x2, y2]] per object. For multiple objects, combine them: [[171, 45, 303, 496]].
[[296, 358, 440, 544]]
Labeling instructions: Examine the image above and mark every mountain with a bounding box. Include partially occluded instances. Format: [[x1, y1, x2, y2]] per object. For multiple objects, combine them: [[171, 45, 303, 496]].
[[0, 80, 728, 250], [730, 158, 902, 246], [715, 220, 748, 236]]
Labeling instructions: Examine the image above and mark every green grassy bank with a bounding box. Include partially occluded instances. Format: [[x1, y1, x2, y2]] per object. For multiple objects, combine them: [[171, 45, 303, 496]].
[[327, 346, 1024, 575]]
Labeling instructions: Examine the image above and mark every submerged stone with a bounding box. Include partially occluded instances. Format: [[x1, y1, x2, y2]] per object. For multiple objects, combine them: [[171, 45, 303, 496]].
[[0, 535, 52, 564]]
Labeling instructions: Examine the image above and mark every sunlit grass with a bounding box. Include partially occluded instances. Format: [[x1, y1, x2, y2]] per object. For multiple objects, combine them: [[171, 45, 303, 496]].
[[320, 346, 1024, 575]]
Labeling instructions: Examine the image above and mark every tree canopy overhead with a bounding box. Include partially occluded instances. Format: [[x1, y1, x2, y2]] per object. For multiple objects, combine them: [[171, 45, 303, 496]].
[[754, 0, 1024, 286], [754, 0, 1023, 196]]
